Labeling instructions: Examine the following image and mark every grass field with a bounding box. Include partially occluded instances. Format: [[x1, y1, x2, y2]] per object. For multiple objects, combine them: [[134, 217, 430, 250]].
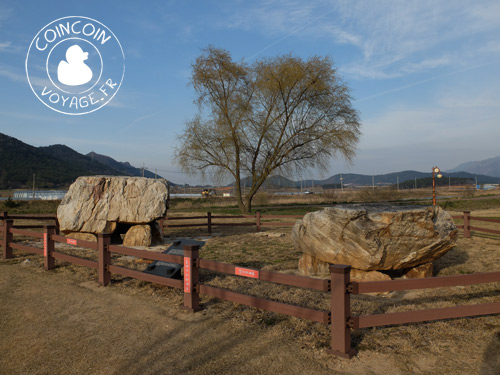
[[1, 192, 500, 374], [2, 186, 499, 216]]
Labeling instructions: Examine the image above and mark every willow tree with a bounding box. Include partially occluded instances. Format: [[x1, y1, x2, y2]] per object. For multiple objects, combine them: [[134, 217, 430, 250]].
[[175, 47, 361, 213]]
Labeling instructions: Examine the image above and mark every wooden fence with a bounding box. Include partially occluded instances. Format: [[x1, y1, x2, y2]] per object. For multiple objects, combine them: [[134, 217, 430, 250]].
[[330, 265, 500, 358], [452, 211, 500, 238], [0, 211, 59, 232], [2, 212, 500, 359], [160, 211, 302, 234], [0, 215, 331, 348]]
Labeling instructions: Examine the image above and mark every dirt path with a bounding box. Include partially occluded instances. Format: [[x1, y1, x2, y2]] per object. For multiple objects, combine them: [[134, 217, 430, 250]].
[[1, 258, 499, 375], [0, 263, 361, 375]]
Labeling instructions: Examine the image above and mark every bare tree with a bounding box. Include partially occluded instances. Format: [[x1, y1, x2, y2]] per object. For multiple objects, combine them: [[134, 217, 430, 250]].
[[175, 47, 361, 213]]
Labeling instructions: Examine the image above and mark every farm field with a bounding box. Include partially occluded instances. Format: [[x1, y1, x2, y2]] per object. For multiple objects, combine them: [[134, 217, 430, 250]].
[[1, 194, 500, 374]]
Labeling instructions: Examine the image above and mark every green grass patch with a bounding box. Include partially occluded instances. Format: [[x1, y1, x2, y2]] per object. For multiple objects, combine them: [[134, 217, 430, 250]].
[[439, 198, 500, 211], [0, 200, 60, 214]]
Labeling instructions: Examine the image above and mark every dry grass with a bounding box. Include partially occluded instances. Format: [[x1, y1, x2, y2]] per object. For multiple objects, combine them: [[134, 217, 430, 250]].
[[2, 205, 500, 374]]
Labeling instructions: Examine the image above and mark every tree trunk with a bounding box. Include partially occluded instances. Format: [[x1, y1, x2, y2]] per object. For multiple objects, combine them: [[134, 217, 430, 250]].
[[234, 173, 250, 214], [238, 200, 250, 214], [244, 195, 252, 214]]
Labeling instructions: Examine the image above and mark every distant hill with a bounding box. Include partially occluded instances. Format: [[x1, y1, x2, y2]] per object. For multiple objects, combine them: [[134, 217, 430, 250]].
[[449, 156, 500, 178], [0, 133, 165, 189], [231, 170, 499, 189], [322, 171, 499, 187], [86, 152, 160, 179], [39, 145, 122, 176], [321, 171, 429, 186]]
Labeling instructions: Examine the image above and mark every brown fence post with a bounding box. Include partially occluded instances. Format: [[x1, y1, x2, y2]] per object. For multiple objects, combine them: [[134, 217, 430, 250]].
[[54, 217, 60, 235], [43, 225, 56, 270], [463, 211, 471, 238], [97, 233, 111, 286], [327, 264, 357, 359], [2, 217, 13, 260], [256, 211, 261, 232], [183, 245, 201, 312], [0, 211, 6, 247], [207, 212, 212, 235]]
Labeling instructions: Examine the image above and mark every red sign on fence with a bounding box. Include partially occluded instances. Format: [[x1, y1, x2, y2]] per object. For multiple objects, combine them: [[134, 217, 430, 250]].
[[235, 267, 259, 279], [184, 257, 191, 293], [67, 238, 77, 246], [43, 233, 48, 257]]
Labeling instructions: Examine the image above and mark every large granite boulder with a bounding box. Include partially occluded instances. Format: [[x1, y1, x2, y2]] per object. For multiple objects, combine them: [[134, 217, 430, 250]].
[[58, 176, 169, 245], [293, 205, 457, 274]]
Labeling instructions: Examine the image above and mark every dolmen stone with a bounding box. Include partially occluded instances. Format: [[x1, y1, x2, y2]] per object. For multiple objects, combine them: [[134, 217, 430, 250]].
[[57, 176, 169, 246], [292, 204, 457, 279]]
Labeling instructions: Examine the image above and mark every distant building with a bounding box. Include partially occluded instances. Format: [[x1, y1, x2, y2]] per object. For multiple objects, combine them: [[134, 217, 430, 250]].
[[13, 190, 67, 200]]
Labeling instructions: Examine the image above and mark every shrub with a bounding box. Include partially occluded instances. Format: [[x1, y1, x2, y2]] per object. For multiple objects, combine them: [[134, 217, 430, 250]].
[[4, 198, 19, 208]]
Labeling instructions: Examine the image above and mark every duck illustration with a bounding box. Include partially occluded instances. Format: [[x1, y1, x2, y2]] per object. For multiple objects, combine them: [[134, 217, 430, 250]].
[[57, 45, 93, 86]]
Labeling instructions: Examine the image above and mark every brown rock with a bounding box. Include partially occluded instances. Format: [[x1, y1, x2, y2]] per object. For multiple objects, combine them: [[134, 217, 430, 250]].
[[350, 269, 392, 282], [123, 225, 152, 247], [57, 176, 169, 234], [298, 253, 330, 276], [402, 263, 433, 279], [292, 205, 457, 272], [65, 232, 97, 242]]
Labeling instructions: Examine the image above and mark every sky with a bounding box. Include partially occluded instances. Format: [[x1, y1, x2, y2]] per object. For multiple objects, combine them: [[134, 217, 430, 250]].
[[1, 0, 500, 184]]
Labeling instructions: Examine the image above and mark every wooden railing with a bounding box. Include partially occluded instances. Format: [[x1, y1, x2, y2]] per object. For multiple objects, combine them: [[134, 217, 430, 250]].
[[160, 211, 303, 234], [0, 218, 332, 349], [0, 211, 59, 233], [452, 211, 500, 237], [3, 211, 500, 359], [329, 265, 500, 358]]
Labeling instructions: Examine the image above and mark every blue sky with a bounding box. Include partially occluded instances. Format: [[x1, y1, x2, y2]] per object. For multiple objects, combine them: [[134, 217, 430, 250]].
[[1, 0, 499, 184]]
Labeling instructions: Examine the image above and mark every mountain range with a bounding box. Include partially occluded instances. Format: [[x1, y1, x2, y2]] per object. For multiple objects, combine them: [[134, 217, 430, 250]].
[[0, 133, 160, 189], [245, 170, 498, 189], [448, 156, 500, 178], [1, 131, 500, 190]]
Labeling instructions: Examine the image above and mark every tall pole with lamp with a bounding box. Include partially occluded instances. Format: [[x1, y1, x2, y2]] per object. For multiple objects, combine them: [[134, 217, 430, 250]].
[[432, 166, 443, 206]]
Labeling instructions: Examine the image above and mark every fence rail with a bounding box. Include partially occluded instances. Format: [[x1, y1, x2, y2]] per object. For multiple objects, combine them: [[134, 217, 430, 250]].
[[0, 214, 334, 350], [161, 211, 303, 234], [452, 211, 500, 238], [328, 265, 500, 358], [2, 210, 500, 359]]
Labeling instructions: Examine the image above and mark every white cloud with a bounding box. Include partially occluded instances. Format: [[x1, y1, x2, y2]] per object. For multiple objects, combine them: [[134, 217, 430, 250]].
[[359, 85, 500, 162], [0, 64, 53, 89], [0, 5, 13, 26], [0, 41, 22, 53], [221, 0, 500, 78]]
